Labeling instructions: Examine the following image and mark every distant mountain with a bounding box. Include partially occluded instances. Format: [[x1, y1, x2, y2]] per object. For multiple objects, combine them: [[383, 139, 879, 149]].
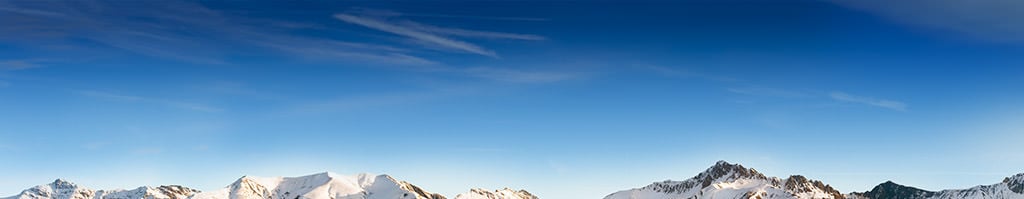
[[2, 179, 197, 199], [604, 161, 844, 199], [190, 172, 444, 199], [848, 173, 1024, 199], [605, 161, 1024, 199], [2, 173, 466, 199], [454, 188, 538, 199], [5, 163, 1022, 199]]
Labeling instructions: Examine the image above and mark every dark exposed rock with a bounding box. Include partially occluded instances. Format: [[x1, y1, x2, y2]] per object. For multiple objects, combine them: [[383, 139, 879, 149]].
[[783, 175, 845, 199], [644, 161, 769, 194], [849, 181, 935, 199], [154, 185, 200, 199], [1006, 173, 1024, 194]]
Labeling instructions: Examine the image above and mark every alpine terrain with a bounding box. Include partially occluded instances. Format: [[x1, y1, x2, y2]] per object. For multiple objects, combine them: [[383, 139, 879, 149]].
[[5, 161, 1022, 199], [1, 172, 501, 199], [604, 161, 1024, 199], [848, 173, 1024, 199], [454, 188, 538, 199], [604, 161, 844, 199], [1, 179, 197, 199]]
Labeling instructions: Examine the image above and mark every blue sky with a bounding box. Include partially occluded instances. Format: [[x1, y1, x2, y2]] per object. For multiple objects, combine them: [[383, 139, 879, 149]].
[[1, 0, 1023, 199]]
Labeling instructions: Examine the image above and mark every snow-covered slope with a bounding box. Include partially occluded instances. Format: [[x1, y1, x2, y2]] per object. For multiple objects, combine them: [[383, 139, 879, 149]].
[[603, 161, 844, 199], [454, 188, 537, 199], [848, 173, 1024, 199], [2, 179, 198, 199], [2, 173, 446, 199], [190, 172, 445, 199]]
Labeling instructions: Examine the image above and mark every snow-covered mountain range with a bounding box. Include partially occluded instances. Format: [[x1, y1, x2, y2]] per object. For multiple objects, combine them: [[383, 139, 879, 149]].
[[604, 161, 1024, 199], [453, 188, 537, 199], [1, 173, 528, 199], [1, 178, 197, 199], [604, 161, 844, 199], [847, 173, 1024, 199], [5, 161, 1022, 199]]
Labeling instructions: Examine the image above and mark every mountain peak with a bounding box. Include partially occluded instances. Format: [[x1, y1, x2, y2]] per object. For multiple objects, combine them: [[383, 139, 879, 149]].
[[313, 171, 334, 178], [48, 178, 78, 189], [698, 160, 765, 182], [850, 180, 936, 199], [783, 175, 844, 199], [51, 178, 73, 184], [606, 161, 847, 199], [1006, 173, 1024, 194], [710, 160, 743, 171], [458, 188, 536, 199]]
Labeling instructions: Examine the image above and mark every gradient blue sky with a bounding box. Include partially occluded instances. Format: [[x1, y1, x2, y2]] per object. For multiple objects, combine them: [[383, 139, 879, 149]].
[[1, 1, 1023, 199]]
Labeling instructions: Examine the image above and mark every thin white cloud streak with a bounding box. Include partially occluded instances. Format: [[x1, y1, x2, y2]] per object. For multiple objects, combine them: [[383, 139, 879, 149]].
[[0, 60, 43, 71], [0, 6, 66, 18], [727, 87, 810, 98], [86, 34, 229, 65], [643, 65, 740, 82], [401, 13, 549, 22], [832, 0, 1024, 42], [460, 67, 577, 83], [287, 91, 449, 115], [253, 38, 438, 66], [1, 2, 438, 66], [77, 90, 223, 112], [334, 14, 498, 57], [830, 91, 907, 111], [409, 23, 545, 41], [346, 7, 548, 21], [284, 66, 582, 115]]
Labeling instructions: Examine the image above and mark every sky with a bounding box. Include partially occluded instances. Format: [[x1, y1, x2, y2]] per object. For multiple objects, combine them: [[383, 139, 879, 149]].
[[1, 0, 1023, 199]]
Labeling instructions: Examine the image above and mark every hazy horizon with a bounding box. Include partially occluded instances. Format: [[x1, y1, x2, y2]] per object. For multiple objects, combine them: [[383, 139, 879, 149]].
[[2, 1, 1023, 199]]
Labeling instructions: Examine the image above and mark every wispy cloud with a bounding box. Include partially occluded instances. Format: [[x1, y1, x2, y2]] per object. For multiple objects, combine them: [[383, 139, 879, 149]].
[[77, 90, 223, 112], [334, 14, 498, 57], [0, 60, 43, 71], [1, 59, 45, 88], [0, 6, 65, 18], [0, 2, 442, 66], [287, 91, 449, 115], [727, 87, 810, 98], [460, 67, 578, 83], [832, 0, 1024, 42], [333, 10, 544, 58], [642, 65, 740, 82], [346, 7, 548, 21], [408, 23, 546, 41], [250, 36, 438, 66], [829, 91, 907, 111], [403, 14, 548, 22]]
